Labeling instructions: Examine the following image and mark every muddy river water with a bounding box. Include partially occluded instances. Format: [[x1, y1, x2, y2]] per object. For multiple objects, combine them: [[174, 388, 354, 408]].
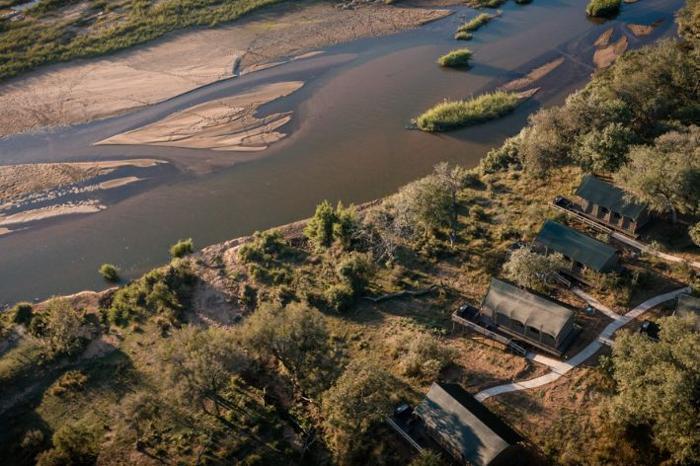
[[0, 0, 683, 305]]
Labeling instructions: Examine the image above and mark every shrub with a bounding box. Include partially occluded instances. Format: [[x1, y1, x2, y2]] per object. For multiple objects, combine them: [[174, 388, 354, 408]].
[[40, 299, 91, 357], [98, 263, 119, 282], [395, 333, 455, 380], [503, 247, 566, 292], [9, 302, 33, 326], [324, 283, 355, 312], [169, 238, 194, 258], [690, 222, 700, 247], [480, 135, 522, 173], [21, 429, 44, 450], [37, 421, 99, 466], [416, 91, 520, 132], [336, 253, 372, 294], [48, 370, 88, 397], [437, 48, 472, 67], [586, 0, 621, 17], [458, 13, 494, 33]]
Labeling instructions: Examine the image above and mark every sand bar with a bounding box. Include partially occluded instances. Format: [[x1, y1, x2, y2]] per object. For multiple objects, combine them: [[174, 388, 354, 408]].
[[593, 36, 629, 69], [0, 202, 106, 227], [0, 3, 450, 138], [500, 57, 565, 92], [97, 81, 304, 151]]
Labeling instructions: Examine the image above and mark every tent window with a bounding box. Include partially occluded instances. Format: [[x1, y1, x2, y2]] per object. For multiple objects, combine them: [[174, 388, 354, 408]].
[[511, 320, 525, 334], [527, 326, 541, 339]]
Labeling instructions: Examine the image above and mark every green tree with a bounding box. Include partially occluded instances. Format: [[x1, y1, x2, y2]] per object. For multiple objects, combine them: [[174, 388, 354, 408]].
[[321, 360, 396, 462], [503, 247, 566, 292], [573, 122, 635, 172], [607, 316, 700, 464], [304, 201, 358, 250], [616, 127, 700, 222], [41, 299, 91, 357], [160, 326, 249, 415], [241, 303, 336, 395]]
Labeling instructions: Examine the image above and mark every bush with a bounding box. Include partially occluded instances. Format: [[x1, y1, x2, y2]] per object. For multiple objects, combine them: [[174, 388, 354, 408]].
[[690, 222, 700, 247], [169, 238, 194, 258], [395, 333, 455, 381], [416, 91, 520, 132], [437, 48, 472, 67], [20, 429, 44, 450], [586, 0, 621, 17], [304, 201, 358, 250], [48, 370, 88, 397], [324, 283, 355, 312], [481, 135, 522, 173], [98, 263, 119, 282], [37, 421, 99, 466], [336, 253, 372, 294], [9, 302, 33, 326]]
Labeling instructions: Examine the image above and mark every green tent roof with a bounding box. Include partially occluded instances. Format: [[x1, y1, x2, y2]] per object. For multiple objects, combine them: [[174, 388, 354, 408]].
[[482, 278, 574, 341], [575, 174, 646, 220], [414, 383, 520, 466], [536, 221, 618, 272]]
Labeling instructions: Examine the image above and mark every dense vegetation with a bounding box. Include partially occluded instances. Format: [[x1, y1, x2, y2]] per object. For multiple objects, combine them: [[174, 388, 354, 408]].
[[586, 0, 621, 17], [415, 91, 520, 132], [0, 0, 282, 81], [0, 1, 699, 465]]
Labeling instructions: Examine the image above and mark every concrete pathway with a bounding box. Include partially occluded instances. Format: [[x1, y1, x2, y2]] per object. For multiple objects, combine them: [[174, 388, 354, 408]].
[[475, 287, 690, 402], [612, 232, 700, 269]]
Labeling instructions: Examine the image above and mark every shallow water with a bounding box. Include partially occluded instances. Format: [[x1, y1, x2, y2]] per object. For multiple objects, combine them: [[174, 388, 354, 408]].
[[0, 0, 683, 305]]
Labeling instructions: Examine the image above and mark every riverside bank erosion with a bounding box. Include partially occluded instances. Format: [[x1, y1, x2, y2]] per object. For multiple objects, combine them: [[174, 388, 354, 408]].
[[0, 2, 450, 138]]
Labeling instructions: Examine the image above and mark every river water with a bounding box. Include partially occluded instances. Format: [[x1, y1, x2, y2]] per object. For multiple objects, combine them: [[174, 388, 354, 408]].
[[0, 0, 682, 305]]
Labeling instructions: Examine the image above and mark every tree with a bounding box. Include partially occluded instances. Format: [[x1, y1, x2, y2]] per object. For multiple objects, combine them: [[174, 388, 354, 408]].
[[41, 299, 91, 357], [690, 222, 700, 247], [241, 303, 335, 395], [573, 122, 635, 172], [607, 316, 700, 464], [304, 201, 358, 250], [503, 247, 566, 292], [393, 164, 466, 243], [321, 360, 396, 462], [616, 127, 700, 223], [160, 326, 249, 415]]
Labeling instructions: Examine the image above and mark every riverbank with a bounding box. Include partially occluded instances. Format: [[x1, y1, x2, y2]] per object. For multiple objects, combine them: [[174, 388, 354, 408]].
[[0, 0, 450, 138]]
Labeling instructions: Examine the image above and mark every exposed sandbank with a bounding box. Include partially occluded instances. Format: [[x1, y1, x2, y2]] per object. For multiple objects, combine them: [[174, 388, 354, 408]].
[[97, 176, 143, 190], [0, 159, 164, 204], [96, 81, 304, 151], [499, 57, 565, 91], [0, 3, 450, 138], [594, 35, 629, 69], [0, 202, 106, 227]]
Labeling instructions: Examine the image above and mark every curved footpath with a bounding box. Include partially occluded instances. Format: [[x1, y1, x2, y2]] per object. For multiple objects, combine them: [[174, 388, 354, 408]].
[[475, 286, 691, 401]]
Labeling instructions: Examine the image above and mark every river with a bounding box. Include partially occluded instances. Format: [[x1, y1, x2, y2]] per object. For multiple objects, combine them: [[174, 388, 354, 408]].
[[0, 0, 682, 305]]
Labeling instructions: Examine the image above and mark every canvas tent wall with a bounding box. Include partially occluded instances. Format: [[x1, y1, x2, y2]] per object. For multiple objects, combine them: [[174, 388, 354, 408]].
[[480, 278, 576, 353], [535, 220, 619, 273], [575, 174, 649, 234], [414, 383, 522, 466]]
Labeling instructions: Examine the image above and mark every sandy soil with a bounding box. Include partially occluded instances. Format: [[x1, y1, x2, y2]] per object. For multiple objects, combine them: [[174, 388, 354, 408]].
[[627, 20, 663, 37], [97, 176, 142, 190], [499, 57, 565, 92], [593, 35, 629, 69], [0, 201, 106, 227], [97, 81, 304, 151], [0, 159, 164, 204], [0, 2, 450, 138], [593, 27, 614, 48]]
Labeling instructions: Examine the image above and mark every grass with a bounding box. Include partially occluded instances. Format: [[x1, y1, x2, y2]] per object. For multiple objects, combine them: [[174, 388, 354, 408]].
[[458, 13, 495, 33], [437, 48, 472, 67], [454, 31, 473, 40], [0, 0, 283, 81], [415, 91, 520, 132], [469, 0, 506, 7], [586, 0, 621, 17]]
